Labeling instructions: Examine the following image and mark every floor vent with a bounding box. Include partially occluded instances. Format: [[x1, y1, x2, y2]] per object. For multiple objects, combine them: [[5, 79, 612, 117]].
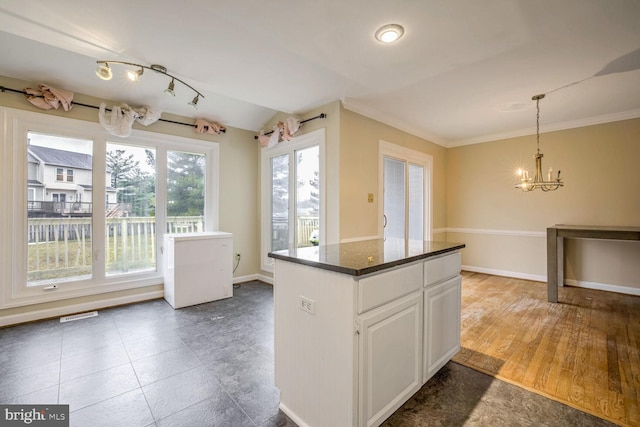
[[60, 311, 98, 323]]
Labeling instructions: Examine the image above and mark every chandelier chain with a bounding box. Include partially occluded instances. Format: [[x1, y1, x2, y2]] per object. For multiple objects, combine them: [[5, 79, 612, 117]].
[[536, 97, 540, 152]]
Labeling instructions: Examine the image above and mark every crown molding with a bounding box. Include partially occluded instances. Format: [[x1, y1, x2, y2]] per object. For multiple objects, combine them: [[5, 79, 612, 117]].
[[341, 98, 640, 149], [448, 108, 640, 147]]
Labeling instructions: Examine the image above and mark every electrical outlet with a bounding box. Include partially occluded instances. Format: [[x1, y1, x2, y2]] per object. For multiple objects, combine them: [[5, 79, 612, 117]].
[[300, 296, 315, 314]]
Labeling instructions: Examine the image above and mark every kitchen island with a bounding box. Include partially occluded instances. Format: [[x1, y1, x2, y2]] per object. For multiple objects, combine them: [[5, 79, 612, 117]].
[[269, 238, 465, 427]]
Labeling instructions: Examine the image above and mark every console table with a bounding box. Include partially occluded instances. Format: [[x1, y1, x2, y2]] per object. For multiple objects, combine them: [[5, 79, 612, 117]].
[[547, 225, 640, 302]]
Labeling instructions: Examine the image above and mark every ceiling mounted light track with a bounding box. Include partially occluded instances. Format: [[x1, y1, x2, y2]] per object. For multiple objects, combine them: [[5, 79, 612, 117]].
[[95, 61, 204, 106]]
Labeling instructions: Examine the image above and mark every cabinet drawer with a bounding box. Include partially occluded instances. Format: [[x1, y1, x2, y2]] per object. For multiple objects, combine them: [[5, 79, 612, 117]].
[[424, 252, 461, 286], [358, 263, 422, 314]]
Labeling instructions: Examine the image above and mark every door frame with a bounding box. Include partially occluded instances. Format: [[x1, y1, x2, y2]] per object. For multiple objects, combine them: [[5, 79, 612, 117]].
[[378, 140, 432, 241]]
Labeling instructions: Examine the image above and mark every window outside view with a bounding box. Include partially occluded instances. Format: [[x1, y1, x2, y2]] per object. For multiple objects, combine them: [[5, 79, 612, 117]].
[[27, 132, 94, 284], [270, 145, 319, 252], [26, 132, 207, 286]]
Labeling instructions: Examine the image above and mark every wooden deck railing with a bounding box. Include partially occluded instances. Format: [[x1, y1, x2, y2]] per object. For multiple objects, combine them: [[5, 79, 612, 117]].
[[28, 215, 318, 282], [27, 216, 204, 282]]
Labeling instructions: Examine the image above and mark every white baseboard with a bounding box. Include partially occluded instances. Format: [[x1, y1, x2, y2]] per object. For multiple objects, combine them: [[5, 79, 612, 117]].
[[0, 290, 164, 327], [256, 274, 273, 285], [462, 265, 546, 282], [463, 265, 640, 297], [279, 403, 310, 427], [564, 279, 640, 297], [234, 273, 273, 285]]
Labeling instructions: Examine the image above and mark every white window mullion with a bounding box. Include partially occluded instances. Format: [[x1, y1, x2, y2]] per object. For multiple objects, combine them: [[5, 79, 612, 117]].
[[92, 136, 106, 280]]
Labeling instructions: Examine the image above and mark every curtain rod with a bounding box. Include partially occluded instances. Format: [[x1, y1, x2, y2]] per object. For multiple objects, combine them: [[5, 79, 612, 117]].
[[0, 86, 225, 132], [253, 113, 326, 139]]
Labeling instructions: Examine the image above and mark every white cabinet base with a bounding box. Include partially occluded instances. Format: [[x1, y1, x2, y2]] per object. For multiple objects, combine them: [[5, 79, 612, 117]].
[[359, 291, 423, 427], [163, 232, 233, 309], [273, 250, 461, 427], [424, 275, 461, 383]]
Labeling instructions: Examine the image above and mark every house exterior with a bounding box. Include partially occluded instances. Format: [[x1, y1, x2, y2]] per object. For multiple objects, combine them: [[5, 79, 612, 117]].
[[26, 144, 117, 217]]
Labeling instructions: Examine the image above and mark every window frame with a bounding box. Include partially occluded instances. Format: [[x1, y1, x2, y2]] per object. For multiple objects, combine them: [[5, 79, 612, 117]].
[[260, 128, 325, 272], [0, 106, 220, 309], [66, 168, 73, 182], [56, 167, 64, 181]]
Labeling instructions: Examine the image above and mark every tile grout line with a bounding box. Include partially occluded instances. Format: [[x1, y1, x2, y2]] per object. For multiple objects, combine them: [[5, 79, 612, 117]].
[[113, 315, 158, 426]]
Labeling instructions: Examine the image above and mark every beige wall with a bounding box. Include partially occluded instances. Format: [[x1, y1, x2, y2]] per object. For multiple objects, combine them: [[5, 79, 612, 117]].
[[0, 75, 259, 323], [339, 106, 448, 241], [447, 118, 640, 290]]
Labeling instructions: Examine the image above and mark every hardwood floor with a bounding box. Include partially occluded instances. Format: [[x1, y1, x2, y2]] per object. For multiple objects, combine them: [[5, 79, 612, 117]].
[[452, 271, 640, 427]]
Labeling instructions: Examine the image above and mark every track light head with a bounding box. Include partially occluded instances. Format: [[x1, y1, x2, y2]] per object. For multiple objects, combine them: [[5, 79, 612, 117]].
[[164, 78, 176, 96], [188, 94, 200, 109], [126, 66, 144, 82], [95, 63, 113, 80]]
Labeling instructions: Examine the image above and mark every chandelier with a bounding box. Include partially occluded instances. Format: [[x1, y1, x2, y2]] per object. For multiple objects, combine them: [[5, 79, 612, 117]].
[[95, 61, 204, 109], [515, 94, 563, 192]]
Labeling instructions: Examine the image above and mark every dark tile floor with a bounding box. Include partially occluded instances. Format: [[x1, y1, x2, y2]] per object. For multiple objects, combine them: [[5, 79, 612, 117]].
[[0, 281, 614, 427]]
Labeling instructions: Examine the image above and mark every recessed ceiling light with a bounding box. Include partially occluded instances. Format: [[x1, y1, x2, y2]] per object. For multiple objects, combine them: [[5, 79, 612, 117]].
[[375, 24, 405, 43]]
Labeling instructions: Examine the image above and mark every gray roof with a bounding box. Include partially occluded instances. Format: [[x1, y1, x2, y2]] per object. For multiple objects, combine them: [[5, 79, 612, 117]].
[[27, 152, 39, 164], [28, 145, 92, 170]]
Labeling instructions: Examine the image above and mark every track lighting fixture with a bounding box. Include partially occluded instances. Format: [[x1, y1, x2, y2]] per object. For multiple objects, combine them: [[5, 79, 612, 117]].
[[188, 94, 200, 109], [95, 61, 204, 107], [95, 63, 112, 80], [164, 78, 176, 96]]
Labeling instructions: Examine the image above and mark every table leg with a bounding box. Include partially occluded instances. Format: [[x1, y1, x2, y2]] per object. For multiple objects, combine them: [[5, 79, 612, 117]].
[[547, 228, 558, 302], [557, 236, 564, 289]]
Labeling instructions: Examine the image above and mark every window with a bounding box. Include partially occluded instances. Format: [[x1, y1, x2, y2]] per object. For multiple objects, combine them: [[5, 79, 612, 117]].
[[1, 107, 220, 308], [106, 142, 157, 276], [261, 128, 325, 271], [166, 150, 206, 234], [27, 133, 92, 285]]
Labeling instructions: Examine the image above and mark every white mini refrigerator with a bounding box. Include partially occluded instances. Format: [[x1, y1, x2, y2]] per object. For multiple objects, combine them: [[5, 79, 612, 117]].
[[163, 232, 233, 309]]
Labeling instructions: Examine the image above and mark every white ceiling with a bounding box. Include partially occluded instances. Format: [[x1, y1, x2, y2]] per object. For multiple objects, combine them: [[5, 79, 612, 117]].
[[1, 1, 639, 147]]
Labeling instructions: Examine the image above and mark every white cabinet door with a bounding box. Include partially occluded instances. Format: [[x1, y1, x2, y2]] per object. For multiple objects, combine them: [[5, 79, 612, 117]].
[[423, 275, 461, 383], [359, 291, 423, 427]]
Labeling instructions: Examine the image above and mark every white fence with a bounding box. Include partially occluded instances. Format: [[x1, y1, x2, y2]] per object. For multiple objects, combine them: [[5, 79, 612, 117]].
[[28, 215, 319, 282], [27, 216, 204, 281]]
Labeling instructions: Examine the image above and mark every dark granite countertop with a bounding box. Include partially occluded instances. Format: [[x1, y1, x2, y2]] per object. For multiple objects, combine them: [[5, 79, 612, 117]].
[[268, 238, 465, 276]]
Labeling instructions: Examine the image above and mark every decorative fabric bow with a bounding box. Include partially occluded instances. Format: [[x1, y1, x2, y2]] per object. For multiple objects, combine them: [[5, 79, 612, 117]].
[[24, 84, 74, 111]]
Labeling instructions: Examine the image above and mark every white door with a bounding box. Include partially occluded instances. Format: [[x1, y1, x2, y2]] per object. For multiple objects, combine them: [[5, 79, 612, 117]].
[[359, 291, 423, 427], [423, 275, 461, 383]]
